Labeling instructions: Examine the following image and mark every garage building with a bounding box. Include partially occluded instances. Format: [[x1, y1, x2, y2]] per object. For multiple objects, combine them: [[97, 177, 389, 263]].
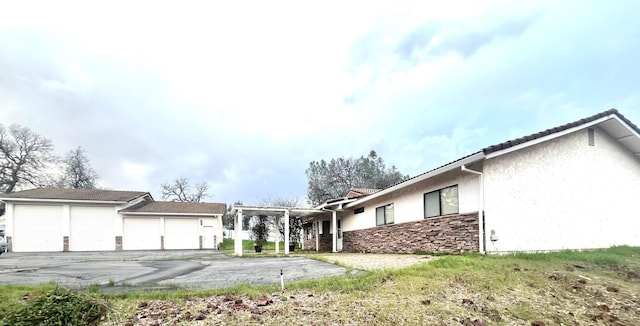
[[0, 188, 225, 252]]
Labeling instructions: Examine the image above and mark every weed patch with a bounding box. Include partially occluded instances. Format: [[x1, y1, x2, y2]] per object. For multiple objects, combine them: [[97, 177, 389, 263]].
[[0, 286, 107, 326]]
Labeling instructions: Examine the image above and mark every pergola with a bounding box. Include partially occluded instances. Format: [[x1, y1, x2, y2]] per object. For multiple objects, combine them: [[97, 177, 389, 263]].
[[229, 205, 327, 256]]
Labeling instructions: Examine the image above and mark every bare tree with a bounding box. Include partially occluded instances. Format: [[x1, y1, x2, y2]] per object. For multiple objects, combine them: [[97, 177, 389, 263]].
[[161, 177, 209, 202], [60, 146, 99, 189], [0, 124, 54, 194]]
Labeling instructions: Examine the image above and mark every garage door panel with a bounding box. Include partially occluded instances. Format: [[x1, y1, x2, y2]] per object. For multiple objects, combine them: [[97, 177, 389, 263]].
[[164, 218, 199, 249], [69, 206, 115, 251], [13, 205, 63, 252], [123, 217, 161, 250]]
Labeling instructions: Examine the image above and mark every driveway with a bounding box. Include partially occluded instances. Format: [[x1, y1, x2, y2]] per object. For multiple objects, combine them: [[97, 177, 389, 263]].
[[0, 250, 350, 290]]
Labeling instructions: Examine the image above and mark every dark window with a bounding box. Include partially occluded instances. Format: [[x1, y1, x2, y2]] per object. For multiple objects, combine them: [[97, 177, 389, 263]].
[[424, 185, 459, 218], [322, 221, 330, 234], [375, 203, 394, 226], [354, 207, 364, 214], [588, 128, 595, 146]]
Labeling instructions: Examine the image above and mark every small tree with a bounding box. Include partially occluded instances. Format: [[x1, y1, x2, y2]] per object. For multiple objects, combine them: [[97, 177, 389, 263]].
[[250, 215, 269, 247], [278, 216, 303, 246]]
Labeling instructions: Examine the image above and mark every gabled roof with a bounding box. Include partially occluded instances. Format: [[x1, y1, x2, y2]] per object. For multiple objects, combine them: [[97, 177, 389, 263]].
[[0, 188, 150, 203], [346, 188, 380, 199], [343, 109, 640, 209], [119, 201, 226, 215]]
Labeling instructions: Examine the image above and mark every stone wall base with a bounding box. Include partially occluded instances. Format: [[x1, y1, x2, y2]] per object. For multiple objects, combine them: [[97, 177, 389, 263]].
[[115, 236, 123, 251], [63, 236, 69, 252], [302, 233, 334, 251], [343, 212, 479, 254]]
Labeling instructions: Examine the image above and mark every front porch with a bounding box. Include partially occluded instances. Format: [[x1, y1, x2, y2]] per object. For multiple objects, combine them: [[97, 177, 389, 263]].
[[229, 205, 343, 255]]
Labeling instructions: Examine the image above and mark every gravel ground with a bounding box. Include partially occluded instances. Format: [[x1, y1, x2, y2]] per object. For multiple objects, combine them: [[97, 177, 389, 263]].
[[313, 253, 435, 271]]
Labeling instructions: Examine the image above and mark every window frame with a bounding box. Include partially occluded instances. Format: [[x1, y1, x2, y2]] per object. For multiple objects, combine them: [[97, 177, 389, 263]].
[[375, 203, 394, 226], [424, 185, 459, 218]]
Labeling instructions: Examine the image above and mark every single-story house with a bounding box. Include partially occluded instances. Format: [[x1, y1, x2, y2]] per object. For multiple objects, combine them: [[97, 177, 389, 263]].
[[297, 109, 640, 254], [0, 188, 225, 252]]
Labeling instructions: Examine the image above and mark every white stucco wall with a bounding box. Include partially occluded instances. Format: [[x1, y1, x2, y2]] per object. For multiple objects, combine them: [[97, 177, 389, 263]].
[[342, 169, 481, 232], [483, 127, 640, 252]]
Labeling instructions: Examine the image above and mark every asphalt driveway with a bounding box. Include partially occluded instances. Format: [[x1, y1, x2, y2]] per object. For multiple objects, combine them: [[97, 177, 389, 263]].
[[0, 250, 350, 290]]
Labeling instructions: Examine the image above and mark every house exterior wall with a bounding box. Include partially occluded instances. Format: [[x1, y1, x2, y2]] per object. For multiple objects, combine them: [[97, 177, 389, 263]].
[[343, 169, 481, 233], [332, 168, 481, 253], [483, 127, 640, 252], [343, 212, 479, 253]]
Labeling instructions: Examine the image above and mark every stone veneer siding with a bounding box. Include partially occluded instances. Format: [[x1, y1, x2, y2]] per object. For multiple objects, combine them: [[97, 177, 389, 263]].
[[342, 212, 479, 253], [302, 232, 334, 251], [63, 236, 69, 252], [115, 236, 122, 251]]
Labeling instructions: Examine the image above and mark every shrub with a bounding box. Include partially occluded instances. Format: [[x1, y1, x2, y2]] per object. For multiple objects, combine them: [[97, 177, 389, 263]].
[[0, 286, 107, 326]]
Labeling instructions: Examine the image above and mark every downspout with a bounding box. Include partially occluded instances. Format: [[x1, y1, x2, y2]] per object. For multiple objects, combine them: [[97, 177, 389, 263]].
[[461, 165, 485, 254]]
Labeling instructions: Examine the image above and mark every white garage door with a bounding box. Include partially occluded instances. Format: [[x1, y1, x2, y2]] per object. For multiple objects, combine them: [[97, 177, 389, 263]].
[[164, 218, 199, 249], [69, 206, 115, 251], [123, 217, 161, 250], [13, 205, 63, 252]]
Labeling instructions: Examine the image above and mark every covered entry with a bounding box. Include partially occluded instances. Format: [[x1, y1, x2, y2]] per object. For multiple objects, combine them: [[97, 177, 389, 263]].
[[229, 205, 328, 256]]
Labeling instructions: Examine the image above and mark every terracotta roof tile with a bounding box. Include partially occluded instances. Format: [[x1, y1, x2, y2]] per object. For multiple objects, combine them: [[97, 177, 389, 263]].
[[120, 201, 226, 215], [0, 188, 148, 202]]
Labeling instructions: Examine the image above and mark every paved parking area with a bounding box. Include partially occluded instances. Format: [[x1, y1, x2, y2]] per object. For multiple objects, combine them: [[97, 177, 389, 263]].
[[0, 250, 350, 290]]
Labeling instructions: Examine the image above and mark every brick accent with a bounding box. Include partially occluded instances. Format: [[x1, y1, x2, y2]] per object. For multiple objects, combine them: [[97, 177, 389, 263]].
[[115, 236, 123, 251], [199, 236, 203, 250], [342, 212, 479, 254], [63, 236, 69, 252], [160, 236, 165, 250], [302, 230, 334, 251], [6, 236, 12, 252]]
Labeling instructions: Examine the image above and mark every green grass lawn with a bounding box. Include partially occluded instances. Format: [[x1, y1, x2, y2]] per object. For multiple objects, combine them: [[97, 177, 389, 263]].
[[219, 237, 307, 251], [1, 246, 639, 325]]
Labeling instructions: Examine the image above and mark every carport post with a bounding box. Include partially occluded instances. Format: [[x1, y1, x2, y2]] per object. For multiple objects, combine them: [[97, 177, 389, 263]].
[[235, 209, 243, 256], [275, 216, 280, 254], [315, 220, 319, 252], [332, 210, 337, 253], [284, 210, 290, 254]]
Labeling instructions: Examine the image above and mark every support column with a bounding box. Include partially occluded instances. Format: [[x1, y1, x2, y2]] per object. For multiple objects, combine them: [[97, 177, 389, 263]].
[[332, 211, 337, 253], [315, 220, 319, 252], [284, 210, 290, 254], [235, 210, 243, 256], [275, 216, 280, 254]]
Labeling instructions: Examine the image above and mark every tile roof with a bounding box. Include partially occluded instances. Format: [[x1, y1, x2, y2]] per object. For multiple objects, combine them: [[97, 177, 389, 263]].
[[0, 188, 149, 202], [120, 201, 226, 215], [345, 188, 380, 199], [483, 109, 637, 154]]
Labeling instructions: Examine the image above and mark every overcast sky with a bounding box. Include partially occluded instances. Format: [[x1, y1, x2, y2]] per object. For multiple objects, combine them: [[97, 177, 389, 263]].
[[1, 1, 639, 205]]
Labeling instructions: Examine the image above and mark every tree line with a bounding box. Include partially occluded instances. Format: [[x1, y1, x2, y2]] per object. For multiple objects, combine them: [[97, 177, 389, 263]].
[[0, 124, 99, 194]]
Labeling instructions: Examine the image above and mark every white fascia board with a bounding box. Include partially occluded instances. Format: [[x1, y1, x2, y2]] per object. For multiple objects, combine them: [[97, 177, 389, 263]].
[[315, 198, 357, 210], [344, 152, 485, 209], [0, 198, 127, 205], [230, 205, 325, 216], [121, 212, 219, 217], [485, 114, 621, 160]]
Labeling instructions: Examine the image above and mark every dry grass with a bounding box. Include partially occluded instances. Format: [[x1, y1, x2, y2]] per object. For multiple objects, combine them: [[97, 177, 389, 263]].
[[100, 247, 640, 325], [4, 247, 639, 325]]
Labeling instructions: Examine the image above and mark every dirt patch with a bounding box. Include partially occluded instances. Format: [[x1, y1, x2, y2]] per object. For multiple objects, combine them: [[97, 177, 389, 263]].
[[314, 253, 434, 270]]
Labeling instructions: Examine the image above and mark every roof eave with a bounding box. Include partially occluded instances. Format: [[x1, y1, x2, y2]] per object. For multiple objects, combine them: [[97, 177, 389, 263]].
[[484, 113, 636, 159], [119, 211, 221, 216], [0, 198, 129, 205], [344, 151, 486, 209]]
